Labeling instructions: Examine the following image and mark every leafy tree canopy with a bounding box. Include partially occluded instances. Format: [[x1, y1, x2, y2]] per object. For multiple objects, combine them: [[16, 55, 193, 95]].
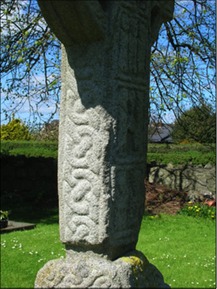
[[150, 0, 215, 123], [172, 104, 216, 144]]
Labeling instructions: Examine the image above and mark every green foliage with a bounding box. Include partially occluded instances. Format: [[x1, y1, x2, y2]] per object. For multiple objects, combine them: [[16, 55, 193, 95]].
[[147, 143, 215, 165], [0, 210, 9, 221], [148, 143, 216, 153], [0, 118, 31, 141], [178, 202, 216, 220], [0, 140, 58, 158], [147, 151, 215, 165], [1, 141, 215, 165], [172, 104, 216, 144]]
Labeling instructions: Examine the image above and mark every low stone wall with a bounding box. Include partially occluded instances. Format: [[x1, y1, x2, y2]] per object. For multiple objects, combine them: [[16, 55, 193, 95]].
[[147, 163, 216, 200]]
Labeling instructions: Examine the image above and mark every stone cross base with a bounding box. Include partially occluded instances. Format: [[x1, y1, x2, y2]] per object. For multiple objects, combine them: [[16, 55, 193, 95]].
[[35, 250, 169, 288]]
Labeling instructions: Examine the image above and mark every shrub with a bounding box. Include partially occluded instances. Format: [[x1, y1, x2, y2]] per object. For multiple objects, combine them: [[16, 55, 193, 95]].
[[172, 104, 216, 144], [0, 118, 31, 141]]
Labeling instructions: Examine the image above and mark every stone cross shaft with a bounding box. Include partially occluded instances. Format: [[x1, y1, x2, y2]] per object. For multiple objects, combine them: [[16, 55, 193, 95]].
[[35, 1, 174, 288]]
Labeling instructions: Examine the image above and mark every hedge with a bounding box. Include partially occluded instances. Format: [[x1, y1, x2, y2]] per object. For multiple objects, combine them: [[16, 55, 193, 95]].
[[147, 143, 216, 165], [1, 140, 58, 158], [0, 141, 215, 165]]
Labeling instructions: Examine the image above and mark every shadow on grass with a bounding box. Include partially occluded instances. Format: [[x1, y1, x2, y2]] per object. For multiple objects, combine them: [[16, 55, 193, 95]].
[[1, 200, 59, 225]]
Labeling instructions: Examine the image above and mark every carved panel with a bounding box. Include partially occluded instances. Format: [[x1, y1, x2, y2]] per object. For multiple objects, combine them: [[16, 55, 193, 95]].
[[60, 84, 106, 244]]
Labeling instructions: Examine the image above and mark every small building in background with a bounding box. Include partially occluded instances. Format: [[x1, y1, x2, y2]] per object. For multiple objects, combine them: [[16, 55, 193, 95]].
[[148, 122, 173, 143]]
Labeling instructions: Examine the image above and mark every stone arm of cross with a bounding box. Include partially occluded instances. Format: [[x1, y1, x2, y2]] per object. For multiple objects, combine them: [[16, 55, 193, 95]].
[[38, 0, 174, 46]]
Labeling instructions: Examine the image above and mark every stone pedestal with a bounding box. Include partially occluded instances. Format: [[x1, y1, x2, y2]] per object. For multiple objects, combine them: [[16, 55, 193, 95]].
[[35, 250, 169, 288], [35, 1, 174, 288]]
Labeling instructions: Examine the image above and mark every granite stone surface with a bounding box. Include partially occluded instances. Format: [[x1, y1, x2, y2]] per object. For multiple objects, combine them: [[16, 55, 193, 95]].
[[36, 0, 174, 287]]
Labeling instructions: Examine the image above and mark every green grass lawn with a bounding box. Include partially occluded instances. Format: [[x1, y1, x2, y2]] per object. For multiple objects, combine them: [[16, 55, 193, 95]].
[[137, 214, 216, 288], [1, 223, 65, 288], [1, 211, 216, 288]]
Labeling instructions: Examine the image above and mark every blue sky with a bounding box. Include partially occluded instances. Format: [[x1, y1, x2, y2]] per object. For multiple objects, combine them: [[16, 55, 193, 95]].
[[1, 0, 215, 126]]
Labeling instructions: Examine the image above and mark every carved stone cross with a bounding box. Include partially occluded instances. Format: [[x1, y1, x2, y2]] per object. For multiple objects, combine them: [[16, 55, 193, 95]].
[[35, 1, 174, 288]]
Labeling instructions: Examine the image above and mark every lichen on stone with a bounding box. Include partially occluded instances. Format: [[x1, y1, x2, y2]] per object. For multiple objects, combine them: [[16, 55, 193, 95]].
[[121, 255, 144, 273]]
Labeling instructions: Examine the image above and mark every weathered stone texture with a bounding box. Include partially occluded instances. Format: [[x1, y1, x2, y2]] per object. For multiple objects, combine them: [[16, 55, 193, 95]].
[[53, 1, 171, 259], [35, 250, 170, 288], [36, 0, 174, 287]]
